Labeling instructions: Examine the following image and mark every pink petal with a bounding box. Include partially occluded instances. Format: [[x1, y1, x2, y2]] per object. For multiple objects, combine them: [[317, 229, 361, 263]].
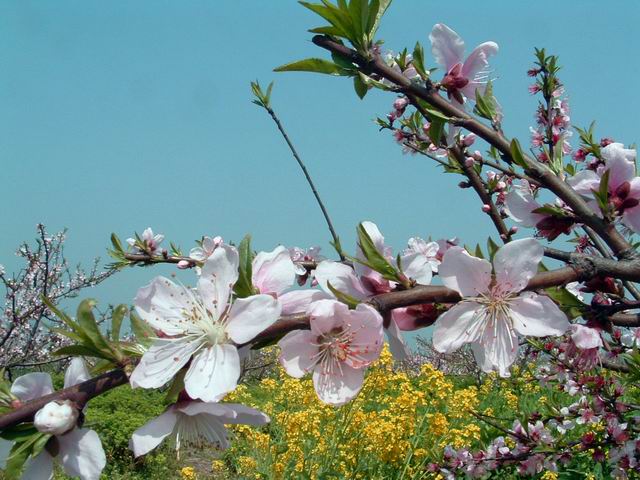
[[308, 299, 348, 336], [461, 41, 498, 80], [493, 238, 543, 294], [346, 304, 384, 366], [429, 23, 464, 70], [602, 142, 636, 189], [503, 184, 544, 227], [134, 277, 193, 336], [22, 451, 54, 480], [11, 373, 53, 402], [509, 292, 569, 336], [198, 245, 239, 319], [439, 247, 491, 297], [64, 358, 91, 389], [312, 363, 364, 406], [252, 246, 296, 295], [226, 294, 281, 344], [570, 324, 603, 350], [566, 170, 600, 197], [385, 318, 410, 360], [476, 319, 519, 377], [432, 301, 483, 353], [279, 289, 332, 316], [400, 251, 433, 285], [623, 177, 640, 233], [314, 261, 368, 300], [58, 428, 106, 480], [184, 344, 240, 402], [278, 330, 318, 378], [129, 408, 179, 457], [130, 338, 200, 390]]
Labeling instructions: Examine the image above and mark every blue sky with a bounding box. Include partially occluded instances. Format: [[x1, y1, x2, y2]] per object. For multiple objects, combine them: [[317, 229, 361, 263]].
[[1, 1, 638, 343]]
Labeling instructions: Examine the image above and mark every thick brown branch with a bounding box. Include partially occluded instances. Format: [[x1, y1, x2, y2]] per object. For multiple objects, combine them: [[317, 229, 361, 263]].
[[0, 369, 128, 431]]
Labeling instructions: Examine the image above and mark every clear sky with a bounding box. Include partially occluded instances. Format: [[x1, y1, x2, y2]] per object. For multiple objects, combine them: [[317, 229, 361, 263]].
[[1, 1, 638, 343]]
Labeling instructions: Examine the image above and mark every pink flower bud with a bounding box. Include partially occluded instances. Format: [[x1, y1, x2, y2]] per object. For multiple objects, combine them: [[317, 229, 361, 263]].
[[393, 97, 409, 111], [422, 122, 430, 134], [177, 260, 191, 269], [472, 150, 483, 161], [461, 134, 477, 147], [509, 226, 519, 235], [464, 157, 475, 167], [482, 204, 491, 213], [496, 181, 507, 191]]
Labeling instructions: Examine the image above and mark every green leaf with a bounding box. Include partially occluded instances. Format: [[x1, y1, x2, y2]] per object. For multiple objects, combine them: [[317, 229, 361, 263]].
[[130, 311, 154, 347], [309, 25, 344, 36], [486, 237, 500, 262], [164, 368, 187, 405], [474, 83, 498, 122], [427, 116, 445, 146], [353, 74, 368, 99], [53, 344, 108, 359], [509, 139, 529, 168], [300, 2, 355, 42], [327, 281, 361, 309], [347, 0, 367, 42], [274, 58, 347, 76], [365, 0, 392, 38], [77, 299, 114, 357], [4, 432, 51, 480], [411, 41, 428, 79], [111, 304, 128, 341], [355, 223, 399, 282], [544, 286, 585, 320], [0, 424, 37, 442], [234, 234, 257, 298]]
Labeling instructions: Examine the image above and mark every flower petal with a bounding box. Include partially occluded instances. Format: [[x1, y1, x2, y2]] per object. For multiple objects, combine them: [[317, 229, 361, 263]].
[[129, 338, 200, 389], [314, 261, 368, 300], [439, 247, 491, 297], [22, 451, 54, 480], [476, 319, 519, 377], [602, 142, 636, 189], [503, 183, 544, 227], [134, 277, 192, 336], [129, 408, 179, 457], [570, 324, 603, 350], [64, 358, 91, 389], [493, 238, 543, 294], [346, 304, 384, 366], [279, 289, 332, 315], [278, 329, 319, 378], [566, 170, 600, 197], [461, 41, 498, 81], [429, 23, 464, 70], [510, 292, 569, 337], [252, 246, 296, 295], [184, 344, 240, 402], [226, 294, 281, 344], [308, 299, 348, 337], [11, 373, 53, 402], [58, 428, 106, 480], [400, 251, 433, 285], [623, 177, 640, 233], [198, 245, 239, 319], [385, 318, 411, 361], [312, 363, 364, 406], [178, 402, 269, 426], [432, 301, 483, 353]]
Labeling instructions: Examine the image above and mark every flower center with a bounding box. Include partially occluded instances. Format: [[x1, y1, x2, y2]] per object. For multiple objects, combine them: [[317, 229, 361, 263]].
[[311, 325, 371, 376]]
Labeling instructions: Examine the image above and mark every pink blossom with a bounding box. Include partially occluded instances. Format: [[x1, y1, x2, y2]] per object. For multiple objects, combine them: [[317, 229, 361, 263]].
[[429, 24, 498, 104], [570, 324, 603, 350], [432, 239, 569, 376], [127, 227, 164, 255], [278, 299, 383, 405]]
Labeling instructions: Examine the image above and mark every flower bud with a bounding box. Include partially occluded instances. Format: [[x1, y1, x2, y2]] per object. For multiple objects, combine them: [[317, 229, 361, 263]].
[[509, 226, 518, 235], [393, 97, 409, 111], [177, 260, 191, 269], [34, 400, 78, 435], [464, 157, 475, 167], [482, 204, 491, 213], [461, 133, 476, 147], [472, 150, 483, 161]]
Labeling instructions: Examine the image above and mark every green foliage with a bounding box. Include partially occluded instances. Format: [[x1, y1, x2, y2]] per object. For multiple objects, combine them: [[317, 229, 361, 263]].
[[234, 234, 258, 298], [250, 80, 274, 110]]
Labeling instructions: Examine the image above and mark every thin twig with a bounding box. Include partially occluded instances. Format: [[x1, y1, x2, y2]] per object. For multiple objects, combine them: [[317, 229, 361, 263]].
[[263, 105, 345, 261]]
